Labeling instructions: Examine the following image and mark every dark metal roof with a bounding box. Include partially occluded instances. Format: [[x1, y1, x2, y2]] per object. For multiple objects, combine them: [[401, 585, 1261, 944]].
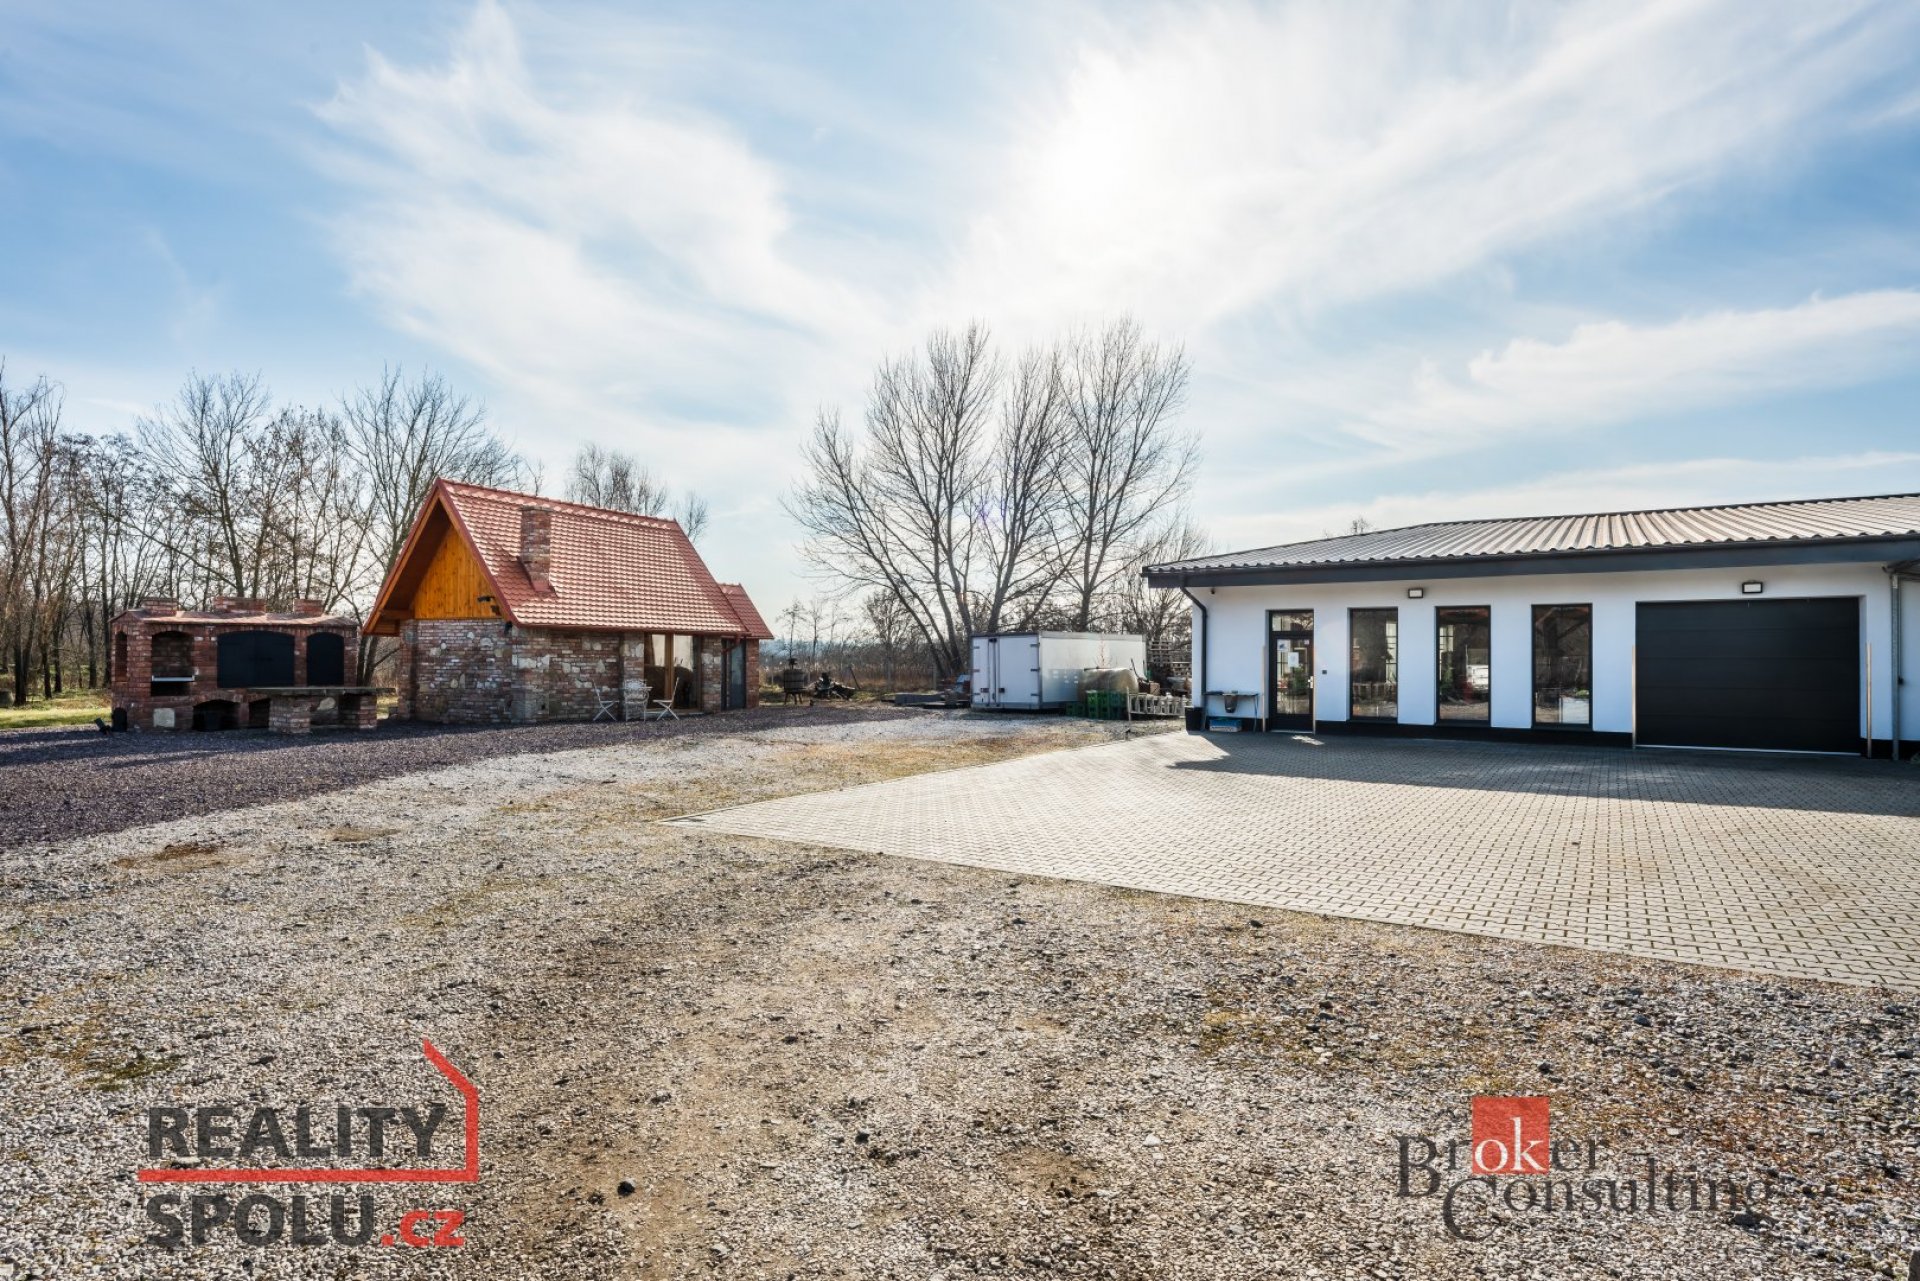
[[1148, 492, 1920, 580]]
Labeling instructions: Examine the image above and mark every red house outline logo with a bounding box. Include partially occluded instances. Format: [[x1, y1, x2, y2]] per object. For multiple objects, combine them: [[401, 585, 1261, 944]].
[[137, 1040, 478, 1185], [1470, 1096, 1550, 1176]]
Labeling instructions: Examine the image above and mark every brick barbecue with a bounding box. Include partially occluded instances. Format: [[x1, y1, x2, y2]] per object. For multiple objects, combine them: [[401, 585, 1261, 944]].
[[109, 597, 383, 734]]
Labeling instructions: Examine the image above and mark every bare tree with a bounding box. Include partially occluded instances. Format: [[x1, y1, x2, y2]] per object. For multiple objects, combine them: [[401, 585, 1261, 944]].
[[789, 318, 1197, 679], [1056, 319, 1196, 629], [863, 590, 911, 691], [787, 325, 1001, 682], [776, 598, 808, 663], [342, 367, 518, 679], [976, 345, 1069, 633], [1113, 515, 1212, 660], [74, 433, 168, 684], [2, 361, 522, 697], [565, 443, 709, 542], [0, 364, 70, 701], [343, 367, 517, 578], [674, 491, 711, 545], [133, 371, 283, 598]]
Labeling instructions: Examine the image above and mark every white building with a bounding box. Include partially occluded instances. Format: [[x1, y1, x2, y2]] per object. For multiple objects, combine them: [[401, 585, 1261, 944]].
[[1144, 493, 1920, 757]]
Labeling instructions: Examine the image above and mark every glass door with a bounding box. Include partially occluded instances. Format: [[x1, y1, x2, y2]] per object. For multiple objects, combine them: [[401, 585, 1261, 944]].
[[1269, 610, 1315, 730], [1436, 606, 1491, 722], [726, 643, 748, 709]]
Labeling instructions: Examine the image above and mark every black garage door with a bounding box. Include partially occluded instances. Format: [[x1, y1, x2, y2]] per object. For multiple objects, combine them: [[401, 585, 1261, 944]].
[[1636, 598, 1858, 753]]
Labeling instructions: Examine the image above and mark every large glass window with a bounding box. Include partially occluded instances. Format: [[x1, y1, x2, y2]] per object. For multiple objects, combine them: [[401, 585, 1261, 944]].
[[1436, 606, 1491, 722], [645, 633, 702, 708], [1349, 609, 1398, 720], [1532, 605, 1592, 727]]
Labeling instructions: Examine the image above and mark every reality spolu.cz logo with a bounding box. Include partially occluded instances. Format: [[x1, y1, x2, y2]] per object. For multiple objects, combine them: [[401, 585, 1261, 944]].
[[138, 1039, 478, 1250], [1395, 1095, 1775, 1241]]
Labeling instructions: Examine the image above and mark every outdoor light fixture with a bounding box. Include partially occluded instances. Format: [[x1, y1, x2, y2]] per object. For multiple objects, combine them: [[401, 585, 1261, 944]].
[[1741, 580, 1765, 595], [1407, 586, 1426, 599]]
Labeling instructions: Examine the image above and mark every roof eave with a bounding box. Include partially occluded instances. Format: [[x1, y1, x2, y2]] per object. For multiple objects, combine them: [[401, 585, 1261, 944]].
[[1144, 533, 1920, 588]]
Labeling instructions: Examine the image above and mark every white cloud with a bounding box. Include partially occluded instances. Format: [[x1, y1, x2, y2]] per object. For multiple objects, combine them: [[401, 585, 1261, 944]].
[[1211, 449, 1920, 551], [313, 1, 885, 462], [935, 0, 1920, 332], [1347, 289, 1920, 450], [316, 0, 1920, 456], [301, 0, 1920, 610]]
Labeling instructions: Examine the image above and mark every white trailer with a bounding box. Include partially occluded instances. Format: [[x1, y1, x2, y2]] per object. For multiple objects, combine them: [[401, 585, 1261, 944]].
[[970, 631, 1148, 711]]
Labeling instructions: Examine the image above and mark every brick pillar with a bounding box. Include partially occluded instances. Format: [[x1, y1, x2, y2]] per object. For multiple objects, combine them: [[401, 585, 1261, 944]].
[[268, 697, 312, 735], [340, 694, 378, 730], [394, 623, 417, 720], [744, 640, 761, 708], [618, 632, 650, 720], [507, 628, 540, 722], [193, 631, 219, 690], [699, 637, 723, 713]]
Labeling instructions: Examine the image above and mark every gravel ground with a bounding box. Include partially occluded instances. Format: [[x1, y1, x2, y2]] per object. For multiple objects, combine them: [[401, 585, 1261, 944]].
[[1, 711, 1915, 1280], [0, 704, 907, 850]]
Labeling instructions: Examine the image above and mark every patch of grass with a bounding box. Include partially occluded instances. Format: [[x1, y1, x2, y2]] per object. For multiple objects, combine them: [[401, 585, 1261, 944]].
[[82, 1051, 185, 1091], [111, 841, 226, 870], [0, 688, 108, 730], [2, 1006, 186, 1091]]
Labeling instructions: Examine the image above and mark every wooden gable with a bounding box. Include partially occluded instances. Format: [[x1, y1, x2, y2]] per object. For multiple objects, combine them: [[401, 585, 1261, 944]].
[[412, 526, 496, 621], [365, 492, 508, 635]]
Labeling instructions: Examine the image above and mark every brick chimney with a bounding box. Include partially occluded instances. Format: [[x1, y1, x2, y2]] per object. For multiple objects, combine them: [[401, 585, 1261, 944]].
[[293, 598, 325, 616], [519, 506, 553, 592]]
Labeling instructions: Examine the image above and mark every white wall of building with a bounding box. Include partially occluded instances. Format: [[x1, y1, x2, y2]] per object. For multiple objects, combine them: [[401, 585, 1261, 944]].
[[1187, 559, 1920, 742]]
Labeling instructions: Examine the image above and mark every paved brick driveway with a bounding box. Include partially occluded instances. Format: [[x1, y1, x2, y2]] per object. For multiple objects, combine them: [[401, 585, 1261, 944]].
[[673, 731, 1920, 989]]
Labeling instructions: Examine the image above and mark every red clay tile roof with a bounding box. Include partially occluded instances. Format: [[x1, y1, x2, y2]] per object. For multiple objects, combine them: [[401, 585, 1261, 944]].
[[716, 583, 775, 640], [427, 480, 764, 636]]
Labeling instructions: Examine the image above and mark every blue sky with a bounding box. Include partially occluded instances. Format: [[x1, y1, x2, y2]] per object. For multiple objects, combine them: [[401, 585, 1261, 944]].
[[5, 0, 1920, 616]]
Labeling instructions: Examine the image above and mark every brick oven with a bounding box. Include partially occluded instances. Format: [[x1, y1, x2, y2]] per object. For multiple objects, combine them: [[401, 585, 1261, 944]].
[[109, 598, 384, 734]]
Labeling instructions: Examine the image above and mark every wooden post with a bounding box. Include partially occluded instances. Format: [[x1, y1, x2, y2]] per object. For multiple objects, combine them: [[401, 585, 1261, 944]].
[[660, 633, 675, 709]]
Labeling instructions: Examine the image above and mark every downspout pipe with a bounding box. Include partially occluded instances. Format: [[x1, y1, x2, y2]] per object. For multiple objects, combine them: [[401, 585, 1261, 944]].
[[1180, 581, 1208, 728], [1891, 561, 1920, 764]]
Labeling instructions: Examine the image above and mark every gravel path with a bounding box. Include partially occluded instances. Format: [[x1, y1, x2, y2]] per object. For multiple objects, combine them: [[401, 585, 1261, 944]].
[[1, 704, 908, 850], [1, 713, 1914, 1279]]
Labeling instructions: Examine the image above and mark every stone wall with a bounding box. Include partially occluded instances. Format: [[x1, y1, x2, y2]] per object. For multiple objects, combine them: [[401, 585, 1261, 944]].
[[699, 638, 723, 712], [510, 627, 622, 721], [397, 624, 760, 723], [401, 622, 623, 723], [401, 619, 517, 724]]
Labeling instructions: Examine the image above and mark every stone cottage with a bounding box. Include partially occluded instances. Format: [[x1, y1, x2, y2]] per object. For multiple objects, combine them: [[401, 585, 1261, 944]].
[[363, 480, 774, 723]]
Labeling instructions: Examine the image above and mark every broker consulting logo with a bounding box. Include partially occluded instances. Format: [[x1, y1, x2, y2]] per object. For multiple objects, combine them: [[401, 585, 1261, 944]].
[[1395, 1095, 1773, 1241], [138, 1039, 478, 1250]]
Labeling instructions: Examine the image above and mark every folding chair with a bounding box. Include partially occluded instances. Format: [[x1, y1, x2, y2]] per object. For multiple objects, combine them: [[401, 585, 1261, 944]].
[[646, 672, 680, 721], [592, 689, 620, 722]]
